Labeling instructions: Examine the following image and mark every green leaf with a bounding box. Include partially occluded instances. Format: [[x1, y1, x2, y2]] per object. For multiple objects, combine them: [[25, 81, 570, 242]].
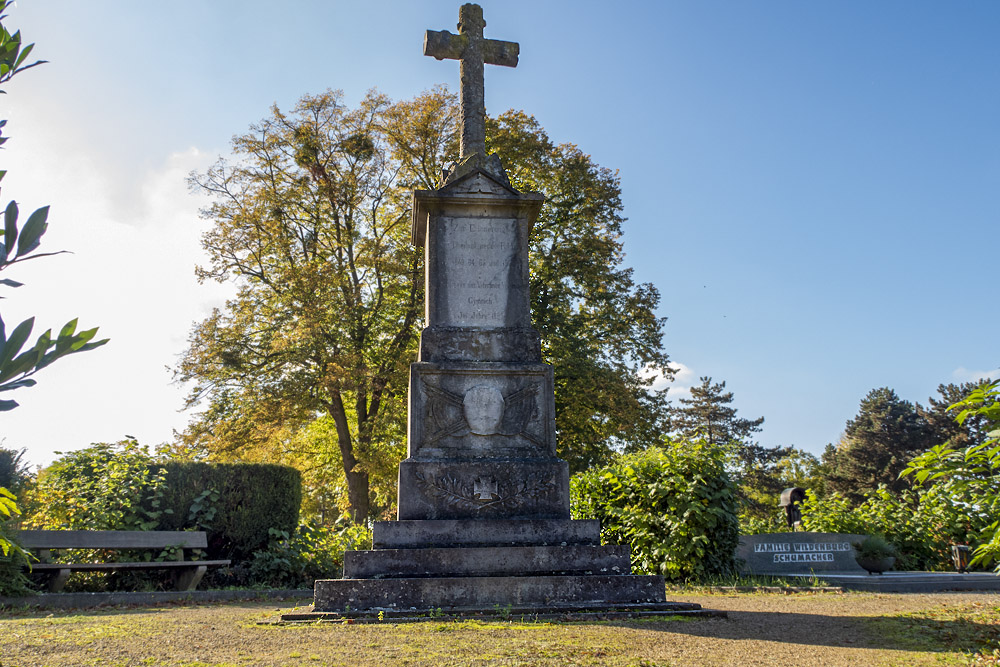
[[0, 316, 32, 366], [0, 398, 17, 410], [15, 205, 48, 257], [4, 199, 17, 251], [0, 277, 22, 287]]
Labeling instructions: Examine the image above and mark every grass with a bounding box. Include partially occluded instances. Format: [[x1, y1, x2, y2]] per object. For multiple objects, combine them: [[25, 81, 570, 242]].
[[1, 592, 998, 666]]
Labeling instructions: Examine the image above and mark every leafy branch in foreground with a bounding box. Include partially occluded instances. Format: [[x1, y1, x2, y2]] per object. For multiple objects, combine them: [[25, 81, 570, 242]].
[[902, 380, 1000, 571], [0, 3, 107, 411]]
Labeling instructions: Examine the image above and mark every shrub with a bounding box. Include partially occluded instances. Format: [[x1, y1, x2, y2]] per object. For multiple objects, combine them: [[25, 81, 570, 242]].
[[152, 461, 301, 562], [26, 440, 169, 531], [902, 379, 1000, 571], [25, 442, 302, 566], [248, 520, 372, 589], [571, 439, 739, 582], [800, 485, 982, 570]]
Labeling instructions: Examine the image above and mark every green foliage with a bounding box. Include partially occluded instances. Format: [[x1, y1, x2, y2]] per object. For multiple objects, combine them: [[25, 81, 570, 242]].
[[488, 110, 672, 471], [0, 446, 31, 494], [902, 379, 1000, 571], [24, 445, 301, 568], [799, 485, 982, 570], [823, 387, 930, 502], [0, 2, 106, 411], [153, 461, 301, 562], [26, 440, 170, 531], [670, 377, 764, 447], [248, 520, 372, 589], [0, 1, 46, 91], [0, 486, 34, 596], [179, 89, 675, 522], [571, 439, 739, 582], [853, 535, 898, 560]]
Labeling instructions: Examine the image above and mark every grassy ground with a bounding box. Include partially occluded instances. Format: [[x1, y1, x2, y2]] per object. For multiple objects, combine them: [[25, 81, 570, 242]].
[[1, 591, 998, 666]]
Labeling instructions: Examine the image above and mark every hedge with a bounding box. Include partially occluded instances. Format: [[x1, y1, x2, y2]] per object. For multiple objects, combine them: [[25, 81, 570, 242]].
[[151, 462, 301, 561]]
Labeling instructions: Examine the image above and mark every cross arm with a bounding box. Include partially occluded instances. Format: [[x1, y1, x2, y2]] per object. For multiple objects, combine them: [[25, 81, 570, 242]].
[[424, 30, 519, 68], [482, 40, 518, 68], [424, 30, 466, 61]]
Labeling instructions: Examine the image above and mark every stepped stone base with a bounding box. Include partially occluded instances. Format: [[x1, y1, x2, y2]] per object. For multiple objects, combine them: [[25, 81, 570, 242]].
[[373, 519, 600, 548], [313, 574, 667, 612], [344, 544, 630, 579]]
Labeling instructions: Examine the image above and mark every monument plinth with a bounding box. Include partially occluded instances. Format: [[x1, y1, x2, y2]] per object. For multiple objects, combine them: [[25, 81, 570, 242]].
[[304, 4, 703, 617]]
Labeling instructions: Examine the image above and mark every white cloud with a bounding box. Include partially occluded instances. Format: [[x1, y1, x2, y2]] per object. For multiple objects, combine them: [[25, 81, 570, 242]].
[[642, 361, 697, 401], [951, 367, 1000, 384], [1, 146, 232, 468]]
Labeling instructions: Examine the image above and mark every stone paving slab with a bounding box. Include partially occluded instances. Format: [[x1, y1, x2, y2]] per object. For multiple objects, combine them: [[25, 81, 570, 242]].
[[313, 574, 668, 612], [280, 600, 725, 623], [0, 588, 312, 609], [778, 570, 1000, 593]]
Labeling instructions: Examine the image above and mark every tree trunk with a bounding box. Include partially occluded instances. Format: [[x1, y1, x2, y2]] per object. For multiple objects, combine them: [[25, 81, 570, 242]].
[[326, 391, 370, 523]]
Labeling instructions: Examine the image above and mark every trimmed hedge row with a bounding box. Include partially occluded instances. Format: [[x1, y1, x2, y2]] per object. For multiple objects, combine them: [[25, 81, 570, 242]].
[[151, 462, 301, 561]]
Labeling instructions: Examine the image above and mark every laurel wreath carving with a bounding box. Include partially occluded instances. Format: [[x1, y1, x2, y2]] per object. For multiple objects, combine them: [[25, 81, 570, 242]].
[[414, 471, 557, 513]]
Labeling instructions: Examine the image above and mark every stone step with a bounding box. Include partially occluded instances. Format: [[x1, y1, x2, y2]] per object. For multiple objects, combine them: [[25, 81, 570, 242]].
[[313, 574, 667, 612], [344, 544, 630, 579], [372, 519, 601, 549]]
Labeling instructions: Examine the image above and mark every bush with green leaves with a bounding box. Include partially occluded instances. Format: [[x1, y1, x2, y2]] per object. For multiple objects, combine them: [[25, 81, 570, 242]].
[[248, 520, 372, 589], [902, 380, 1000, 571], [571, 439, 739, 582], [799, 484, 981, 571], [0, 486, 34, 596], [26, 440, 169, 532], [151, 461, 301, 562]]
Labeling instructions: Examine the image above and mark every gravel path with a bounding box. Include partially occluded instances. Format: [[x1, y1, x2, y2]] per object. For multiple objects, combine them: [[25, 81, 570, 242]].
[[1, 591, 996, 666]]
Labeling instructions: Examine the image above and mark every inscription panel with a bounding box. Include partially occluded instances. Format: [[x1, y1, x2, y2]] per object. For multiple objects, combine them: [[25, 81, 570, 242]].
[[737, 533, 868, 574], [440, 216, 517, 327]]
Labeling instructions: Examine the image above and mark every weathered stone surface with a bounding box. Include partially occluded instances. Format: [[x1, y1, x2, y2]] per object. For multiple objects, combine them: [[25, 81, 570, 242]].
[[397, 459, 569, 520], [737, 532, 868, 574], [344, 545, 630, 579], [373, 519, 601, 549], [408, 362, 556, 459], [412, 176, 543, 337], [423, 3, 518, 161], [313, 574, 667, 612], [418, 326, 541, 363]]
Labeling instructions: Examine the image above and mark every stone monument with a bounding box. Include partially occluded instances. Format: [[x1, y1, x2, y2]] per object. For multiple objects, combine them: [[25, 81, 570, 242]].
[[302, 4, 704, 617]]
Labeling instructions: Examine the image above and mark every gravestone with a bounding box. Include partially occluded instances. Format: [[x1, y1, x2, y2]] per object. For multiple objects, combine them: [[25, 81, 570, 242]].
[[304, 4, 702, 616], [737, 532, 869, 574]]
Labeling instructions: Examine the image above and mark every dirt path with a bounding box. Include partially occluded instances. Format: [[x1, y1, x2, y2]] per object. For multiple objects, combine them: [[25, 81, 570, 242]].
[[2, 591, 997, 666]]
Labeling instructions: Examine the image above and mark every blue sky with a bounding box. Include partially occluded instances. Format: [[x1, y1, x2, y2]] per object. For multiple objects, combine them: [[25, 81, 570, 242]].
[[2, 1, 997, 468]]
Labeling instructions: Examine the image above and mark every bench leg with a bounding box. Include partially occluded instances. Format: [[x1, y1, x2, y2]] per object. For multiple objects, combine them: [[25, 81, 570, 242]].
[[47, 568, 71, 593], [173, 565, 207, 591]]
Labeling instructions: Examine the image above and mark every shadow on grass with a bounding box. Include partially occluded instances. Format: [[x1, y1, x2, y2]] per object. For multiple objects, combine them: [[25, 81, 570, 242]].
[[608, 608, 1000, 657]]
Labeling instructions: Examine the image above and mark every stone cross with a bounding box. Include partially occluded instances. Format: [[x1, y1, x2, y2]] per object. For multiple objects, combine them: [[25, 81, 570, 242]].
[[424, 3, 519, 160]]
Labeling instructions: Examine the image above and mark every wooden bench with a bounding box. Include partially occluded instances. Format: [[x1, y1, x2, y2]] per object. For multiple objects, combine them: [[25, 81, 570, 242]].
[[17, 530, 231, 592]]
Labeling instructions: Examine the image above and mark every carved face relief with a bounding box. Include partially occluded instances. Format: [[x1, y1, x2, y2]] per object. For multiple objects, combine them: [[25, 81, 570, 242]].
[[462, 385, 505, 435]]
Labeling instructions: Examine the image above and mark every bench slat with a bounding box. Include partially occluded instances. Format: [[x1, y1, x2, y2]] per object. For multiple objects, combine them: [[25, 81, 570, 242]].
[[31, 560, 231, 571], [17, 530, 209, 550]]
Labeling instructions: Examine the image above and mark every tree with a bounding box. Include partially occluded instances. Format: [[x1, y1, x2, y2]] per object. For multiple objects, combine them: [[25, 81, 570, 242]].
[[670, 376, 763, 446], [669, 376, 786, 516], [918, 380, 994, 449], [487, 111, 672, 470], [179, 89, 673, 521], [179, 89, 436, 522], [0, 445, 30, 494], [823, 387, 929, 502]]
